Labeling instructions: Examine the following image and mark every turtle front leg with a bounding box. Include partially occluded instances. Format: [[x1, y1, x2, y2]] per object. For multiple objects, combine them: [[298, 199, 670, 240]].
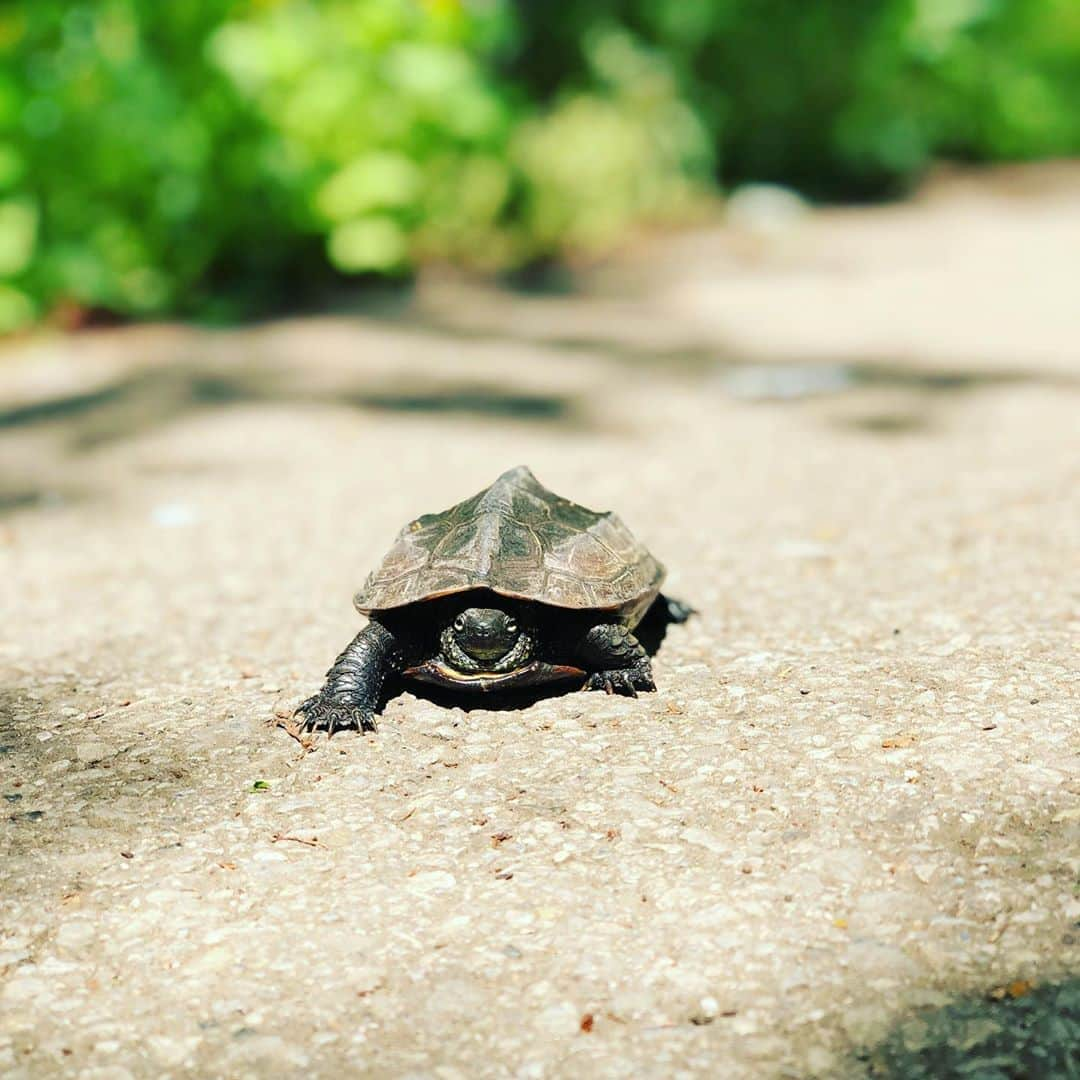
[[574, 623, 656, 698], [295, 623, 402, 735]]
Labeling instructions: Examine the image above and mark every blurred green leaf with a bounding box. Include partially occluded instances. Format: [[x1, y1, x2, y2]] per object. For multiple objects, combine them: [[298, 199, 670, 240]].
[[315, 153, 422, 221], [328, 216, 409, 273], [0, 284, 35, 333], [0, 198, 37, 274]]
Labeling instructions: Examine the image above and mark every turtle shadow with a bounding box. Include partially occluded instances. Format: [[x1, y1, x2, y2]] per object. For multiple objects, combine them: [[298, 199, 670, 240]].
[[397, 678, 584, 714], [634, 593, 693, 657]]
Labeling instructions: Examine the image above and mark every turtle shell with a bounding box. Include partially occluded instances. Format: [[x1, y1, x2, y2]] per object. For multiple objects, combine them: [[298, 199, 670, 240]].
[[354, 466, 665, 625]]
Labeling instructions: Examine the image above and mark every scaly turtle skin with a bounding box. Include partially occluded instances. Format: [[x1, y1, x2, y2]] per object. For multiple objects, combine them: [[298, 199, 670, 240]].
[[295, 466, 693, 734]]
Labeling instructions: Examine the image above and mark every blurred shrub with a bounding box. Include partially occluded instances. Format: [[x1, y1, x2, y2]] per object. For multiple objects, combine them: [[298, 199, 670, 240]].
[[0, 0, 1077, 329], [0, 0, 706, 329], [0, 2, 312, 328], [509, 0, 1080, 197], [839, 0, 1080, 183]]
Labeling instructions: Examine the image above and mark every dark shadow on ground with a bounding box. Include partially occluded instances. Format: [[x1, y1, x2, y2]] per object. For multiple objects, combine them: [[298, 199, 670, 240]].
[[403, 311, 1080, 391], [832, 410, 933, 436], [400, 677, 585, 714], [496, 259, 581, 296], [0, 368, 257, 450], [0, 684, 287, 862], [350, 386, 575, 423], [0, 365, 585, 452], [858, 976, 1080, 1078], [0, 487, 58, 515], [0, 486, 85, 519], [0, 689, 58, 844], [633, 593, 693, 657], [3, 316, 1077, 460], [383, 312, 1079, 438]]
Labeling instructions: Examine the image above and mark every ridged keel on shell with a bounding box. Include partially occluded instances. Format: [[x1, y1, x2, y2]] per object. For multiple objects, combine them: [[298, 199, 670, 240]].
[[353, 466, 664, 621]]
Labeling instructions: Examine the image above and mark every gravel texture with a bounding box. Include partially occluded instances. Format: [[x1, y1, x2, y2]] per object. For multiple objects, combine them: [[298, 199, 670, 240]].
[[1, 167, 1078, 1078]]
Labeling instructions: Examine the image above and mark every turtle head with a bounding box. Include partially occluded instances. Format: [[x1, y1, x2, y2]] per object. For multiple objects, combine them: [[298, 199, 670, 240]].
[[452, 607, 520, 661], [440, 605, 534, 674]]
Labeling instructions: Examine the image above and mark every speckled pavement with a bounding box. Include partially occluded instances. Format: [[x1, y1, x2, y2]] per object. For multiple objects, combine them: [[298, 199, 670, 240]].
[[1, 169, 1078, 1078]]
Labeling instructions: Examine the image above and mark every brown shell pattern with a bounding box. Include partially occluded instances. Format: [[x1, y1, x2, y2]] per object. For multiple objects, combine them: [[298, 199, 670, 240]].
[[354, 466, 664, 620]]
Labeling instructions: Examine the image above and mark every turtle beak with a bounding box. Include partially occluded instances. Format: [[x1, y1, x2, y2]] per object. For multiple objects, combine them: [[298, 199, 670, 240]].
[[459, 624, 511, 661], [465, 640, 508, 661]]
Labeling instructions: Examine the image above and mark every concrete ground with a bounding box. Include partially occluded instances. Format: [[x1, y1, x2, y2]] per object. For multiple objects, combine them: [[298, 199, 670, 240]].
[[1, 165, 1078, 1078]]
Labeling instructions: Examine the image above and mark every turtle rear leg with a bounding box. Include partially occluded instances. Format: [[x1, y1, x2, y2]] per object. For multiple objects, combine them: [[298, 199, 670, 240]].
[[295, 622, 402, 735], [575, 623, 655, 698]]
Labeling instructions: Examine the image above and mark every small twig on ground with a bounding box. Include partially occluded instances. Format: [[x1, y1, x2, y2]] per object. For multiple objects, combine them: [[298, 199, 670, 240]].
[[271, 832, 322, 848], [268, 712, 316, 753]]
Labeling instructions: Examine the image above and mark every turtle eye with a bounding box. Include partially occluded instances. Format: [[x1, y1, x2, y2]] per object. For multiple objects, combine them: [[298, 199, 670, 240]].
[[506, 618, 518, 635], [453, 615, 466, 633]]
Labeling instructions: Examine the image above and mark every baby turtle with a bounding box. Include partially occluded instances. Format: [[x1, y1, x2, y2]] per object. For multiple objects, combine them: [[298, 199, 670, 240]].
[[296, 465, 692, 733]]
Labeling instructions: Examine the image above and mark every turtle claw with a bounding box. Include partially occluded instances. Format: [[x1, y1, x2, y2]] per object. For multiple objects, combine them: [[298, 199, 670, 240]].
[[294, 692, 376, 735], [584, 670, 641, 698]]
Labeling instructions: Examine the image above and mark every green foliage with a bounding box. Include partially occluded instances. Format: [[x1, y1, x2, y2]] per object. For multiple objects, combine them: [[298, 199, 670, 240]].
[[508, 0, 1080, 196], [839, 0, 1080, 182], [0, 0, 1076, 328], [0, 2, 308, 327]]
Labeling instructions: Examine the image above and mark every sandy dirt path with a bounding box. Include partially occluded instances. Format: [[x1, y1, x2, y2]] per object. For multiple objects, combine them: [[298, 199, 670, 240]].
[[1, 167, 1078, 1078]]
